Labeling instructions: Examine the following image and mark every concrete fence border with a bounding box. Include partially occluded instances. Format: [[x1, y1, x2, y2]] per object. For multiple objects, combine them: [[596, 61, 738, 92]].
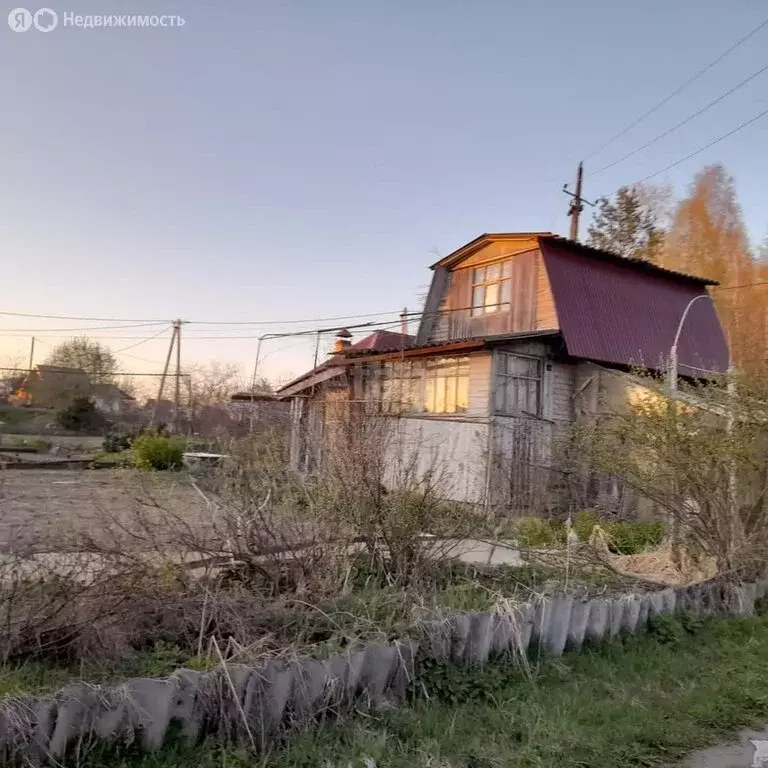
[[1, 579, 765, 764]]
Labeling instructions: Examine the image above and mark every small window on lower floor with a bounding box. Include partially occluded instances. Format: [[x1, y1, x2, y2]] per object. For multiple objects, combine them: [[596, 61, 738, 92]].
[[424, 357, 469, 414], [494, 352, 542, 416]]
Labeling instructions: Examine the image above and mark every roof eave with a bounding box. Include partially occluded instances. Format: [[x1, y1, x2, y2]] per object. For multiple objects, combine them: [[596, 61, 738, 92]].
[[429, 232, 554, 270]]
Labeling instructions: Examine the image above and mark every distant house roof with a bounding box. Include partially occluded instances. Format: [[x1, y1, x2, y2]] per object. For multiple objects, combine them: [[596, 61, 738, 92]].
[[34, 365, 90, 377], [91, 383, 135, 401], [346, 330, 415, 352], [539, 238, 728, 376], [230, 392, 280, 402], [276, 330, 416, 398]]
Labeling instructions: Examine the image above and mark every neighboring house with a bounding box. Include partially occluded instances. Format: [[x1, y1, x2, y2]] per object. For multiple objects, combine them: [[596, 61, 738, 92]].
[[277, 233, 728, 514], [91, 384, 136, 415], [229, 392, 291, 433], [12, 365, 91, 409]]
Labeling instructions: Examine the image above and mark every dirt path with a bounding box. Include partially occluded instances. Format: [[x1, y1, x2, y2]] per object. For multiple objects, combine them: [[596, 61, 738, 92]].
[[685, 729, 768, 767], [0, 468, 209, 550]]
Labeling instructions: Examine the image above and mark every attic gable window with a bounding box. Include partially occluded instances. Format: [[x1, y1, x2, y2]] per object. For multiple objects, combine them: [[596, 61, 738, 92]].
[[471, 261, 512, 315]]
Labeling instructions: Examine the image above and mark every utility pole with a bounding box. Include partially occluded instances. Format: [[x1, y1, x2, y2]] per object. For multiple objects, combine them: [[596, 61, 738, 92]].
[[150, 323, 178, 428], [28, 337, 35, 372], [174, 319, 182, 432], [400, 307, 408, 337], [562, 162, 595, 242]]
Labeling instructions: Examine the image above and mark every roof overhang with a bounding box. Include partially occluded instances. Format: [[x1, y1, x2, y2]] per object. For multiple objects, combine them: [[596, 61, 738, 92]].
[[430, 232, 554, 270], [336, 330, 560, 364], [276, 366, 345, 399]]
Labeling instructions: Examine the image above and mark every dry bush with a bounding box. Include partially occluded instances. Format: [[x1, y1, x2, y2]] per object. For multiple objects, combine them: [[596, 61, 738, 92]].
[[572, 371, 768, 578], [312, 404, 486, 586], [0, 409, 490, 666]]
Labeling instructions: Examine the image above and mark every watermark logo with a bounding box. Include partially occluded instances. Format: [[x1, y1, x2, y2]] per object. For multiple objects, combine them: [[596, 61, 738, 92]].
[[33, 7, 57, 31], [7, 8, 183, 31], [8, 7, 32, 31]]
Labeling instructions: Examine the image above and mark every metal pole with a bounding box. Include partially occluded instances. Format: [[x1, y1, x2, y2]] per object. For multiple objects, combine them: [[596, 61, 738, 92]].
[[28, 337, 35, 372], [668, 294, 712, 393], [312, 331, 321, 370], [248, 336, 265, 433]]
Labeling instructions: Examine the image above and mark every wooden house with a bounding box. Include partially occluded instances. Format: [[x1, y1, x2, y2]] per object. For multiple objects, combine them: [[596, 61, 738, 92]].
[[277, 233, 728, 515]]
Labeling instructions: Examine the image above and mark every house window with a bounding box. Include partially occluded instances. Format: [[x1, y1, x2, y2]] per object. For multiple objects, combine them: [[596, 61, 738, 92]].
[[494, 352, 541, 416], [472, 261, 512, 315], [424, 357, 469, 414], [379, 361, 422, 414], [364, 356, 470, 415]]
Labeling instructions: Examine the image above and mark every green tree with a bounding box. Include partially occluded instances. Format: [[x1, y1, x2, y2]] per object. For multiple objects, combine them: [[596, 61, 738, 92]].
[[45, 337, 117, 383], [587, 184, 667, 262]]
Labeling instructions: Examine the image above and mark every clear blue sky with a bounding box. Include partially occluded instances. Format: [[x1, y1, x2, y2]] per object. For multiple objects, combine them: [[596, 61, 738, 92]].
[[2, 1, 767, 383]]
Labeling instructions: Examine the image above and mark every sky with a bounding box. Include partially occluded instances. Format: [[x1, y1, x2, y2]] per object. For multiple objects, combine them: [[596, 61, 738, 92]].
[[1, 1, 767, 386]]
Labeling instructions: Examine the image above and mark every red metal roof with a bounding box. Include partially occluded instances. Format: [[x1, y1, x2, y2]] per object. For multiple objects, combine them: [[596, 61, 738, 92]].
[[539, 236, 718, 286], [540, 239, 729, 376], [346, 330, 415, 352], [276, 330, 415, 395]]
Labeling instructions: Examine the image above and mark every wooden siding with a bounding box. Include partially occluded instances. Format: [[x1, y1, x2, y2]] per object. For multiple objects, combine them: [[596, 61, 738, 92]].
[[467, 352, 492, 417], [536, 252, 558, 330], [416, 265, 450, 345], [442, 249, 538, 340], [459, 238, 540, 269], [430, 280, 451, 344], [388, 417, 489, 503], [489, 343, 574, 426], [550, 360, 575, 425]]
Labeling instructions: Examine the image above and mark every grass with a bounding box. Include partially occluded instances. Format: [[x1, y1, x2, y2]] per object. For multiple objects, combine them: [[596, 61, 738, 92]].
[[92, 448, 134, 466], [0, 435, 48, 452], [73, 613, 768, 768], [0, 642, 209, 698]]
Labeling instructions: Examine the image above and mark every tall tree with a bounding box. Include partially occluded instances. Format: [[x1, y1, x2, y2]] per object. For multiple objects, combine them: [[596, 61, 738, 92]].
[[45, 337, 117, 383], [663, 165, 761, 372], [587, 184, 668, 262]]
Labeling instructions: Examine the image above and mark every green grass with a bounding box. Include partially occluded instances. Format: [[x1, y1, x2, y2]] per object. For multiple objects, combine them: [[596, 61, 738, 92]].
[[75, 614, 768, 768], [0, 642, 208, 698]]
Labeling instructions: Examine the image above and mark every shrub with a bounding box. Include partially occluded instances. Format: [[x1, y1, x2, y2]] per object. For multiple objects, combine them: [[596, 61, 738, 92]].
[[132, 432, 186, 471], [514, 517, 565, 548], [573, 509, 664, 554], [102, 431, 135, 454], [55, 397, 104, 432]]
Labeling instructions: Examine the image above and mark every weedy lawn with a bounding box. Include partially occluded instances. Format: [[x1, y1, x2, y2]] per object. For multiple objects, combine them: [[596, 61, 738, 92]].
[[77, 612, 768, 768]]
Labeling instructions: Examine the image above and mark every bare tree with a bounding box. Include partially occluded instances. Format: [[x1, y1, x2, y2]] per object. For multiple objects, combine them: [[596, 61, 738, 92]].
[[575, 370, 768, 578], [45, 336, 117, 383]]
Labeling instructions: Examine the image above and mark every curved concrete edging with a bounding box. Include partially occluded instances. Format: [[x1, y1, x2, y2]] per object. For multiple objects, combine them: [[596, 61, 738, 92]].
[[1, 579, 764, 763]]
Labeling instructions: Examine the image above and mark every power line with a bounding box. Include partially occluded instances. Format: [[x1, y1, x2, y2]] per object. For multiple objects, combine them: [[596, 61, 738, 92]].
[[590, 61, 768, 177], [112, 326, 174, 354], [0, 311, 169, 323], [584, 12, 768, 161], [713, 279, 768, 292], [0, 308, 406, 326], [0, 321, 168, 332], [598, 105, 768, 193], [190, 310, 404, 325]]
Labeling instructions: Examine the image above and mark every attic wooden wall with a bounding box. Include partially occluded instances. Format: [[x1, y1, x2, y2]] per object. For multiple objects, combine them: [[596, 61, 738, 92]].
[[432, 243, 558, 342]]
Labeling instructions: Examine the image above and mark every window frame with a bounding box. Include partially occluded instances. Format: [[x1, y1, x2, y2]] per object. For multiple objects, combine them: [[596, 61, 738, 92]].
[[424, 356, 470, 414], [367, 356, 471, 416], [471, 260, 513, 316], [494, 351, 543, 417]]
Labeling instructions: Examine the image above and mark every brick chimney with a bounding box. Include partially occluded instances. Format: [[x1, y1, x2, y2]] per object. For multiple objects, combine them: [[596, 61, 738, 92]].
[[332, 328, 352, 354]]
